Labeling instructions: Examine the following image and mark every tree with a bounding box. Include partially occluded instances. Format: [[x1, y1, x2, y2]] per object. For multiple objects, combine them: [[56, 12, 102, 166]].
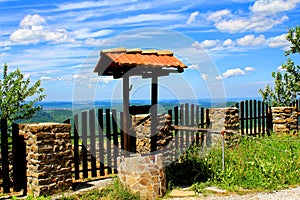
[[259, 26, 300, 106], [0, 64, 46, 122], [285, 26, 300, 56]]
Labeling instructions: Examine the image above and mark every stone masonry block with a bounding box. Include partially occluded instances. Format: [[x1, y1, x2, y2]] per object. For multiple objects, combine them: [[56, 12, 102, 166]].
[[18, 123, 73, 197]]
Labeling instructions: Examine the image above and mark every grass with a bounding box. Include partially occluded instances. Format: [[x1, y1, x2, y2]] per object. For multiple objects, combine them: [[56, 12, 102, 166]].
[[167, 132, 300, 194], [10, 178, 140, 200], [62, 178, 140, 200]]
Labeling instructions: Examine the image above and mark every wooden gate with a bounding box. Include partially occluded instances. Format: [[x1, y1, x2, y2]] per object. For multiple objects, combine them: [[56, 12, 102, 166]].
[[65, 108, 123, 180], [0, 119, 26, 194], [234, 100, 272, 136]]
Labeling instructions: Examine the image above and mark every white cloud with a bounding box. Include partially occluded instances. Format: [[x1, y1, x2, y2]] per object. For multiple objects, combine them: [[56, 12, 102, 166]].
[[89, 76, 114, 84], [267, 33, 290, 48], [213, 15, 288, 33], [188, 64, 200, 69], [206, 0, 295, 33], [201, 73, 209, 80], [24, 73, 30, 79], [20, 14, 46, 28], [215, 75, 223, 80], [69, 13, 183, 30], [216, 66, 255, 80], [200, 39, 221, 49], [244, 66, 255, 72], [110, 13, 183, 26], [250, 0, 300, 15], [187, 11, 199, 24], [277, 65, 286, 72], [57, 0, 137, 11], [223, 68, 245, 78], [40, 75, 75, 82], [223, 39, 234, 46], [74, 74, 88, 81], [207, 9, 231, 22], [236, 34, 266, 46], [74, 28, 113, 39], [196, 34, 268, 51], [85, 38, 106, 46], [0, 40, 12, 47], [220, 66, 255, 79], [191, 41, 203, 50], [40, 76, 52, 81], [10, 14, 74, 44]]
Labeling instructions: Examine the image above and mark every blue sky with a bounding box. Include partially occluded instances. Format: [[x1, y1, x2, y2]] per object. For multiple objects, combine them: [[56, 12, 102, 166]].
[[0, 0, 300, 101]]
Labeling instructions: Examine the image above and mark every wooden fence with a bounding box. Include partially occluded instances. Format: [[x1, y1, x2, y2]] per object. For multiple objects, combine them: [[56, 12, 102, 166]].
[[0, 119, 26, 194], [66, 104, 210, 180], [234, 100, 272, 136], [65, 109, 124, 180], [167, 103, 210, 152], [291, 98, 300, 131]]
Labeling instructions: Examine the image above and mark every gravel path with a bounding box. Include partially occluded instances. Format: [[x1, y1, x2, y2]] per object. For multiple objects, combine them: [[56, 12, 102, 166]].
[[166, 186, 300, 200], [57, 181, 300, 200], [202, 186, 300, 200]]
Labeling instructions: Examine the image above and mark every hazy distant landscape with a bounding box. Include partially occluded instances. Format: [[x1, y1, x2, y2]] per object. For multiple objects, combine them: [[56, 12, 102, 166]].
[[17, 98, 254, 124]]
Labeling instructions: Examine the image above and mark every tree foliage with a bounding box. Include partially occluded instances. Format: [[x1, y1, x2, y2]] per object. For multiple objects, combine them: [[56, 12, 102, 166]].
[[0, 64, 46, 121], [259, 26, 300, 106], [285, 26, 300, 56]]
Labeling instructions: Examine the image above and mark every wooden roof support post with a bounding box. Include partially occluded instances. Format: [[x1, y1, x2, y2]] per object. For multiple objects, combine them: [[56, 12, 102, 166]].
[[123, 75, 131, 156], [151, 76, 158, 152]]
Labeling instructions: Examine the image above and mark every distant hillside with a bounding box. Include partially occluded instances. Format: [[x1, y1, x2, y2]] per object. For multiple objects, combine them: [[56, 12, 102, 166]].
[[17, 109, 72, 124], [214, 101, 238, 108], [19, 98, 248, 124]]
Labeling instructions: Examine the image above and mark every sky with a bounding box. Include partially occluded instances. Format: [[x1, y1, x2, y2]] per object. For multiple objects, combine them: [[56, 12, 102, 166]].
[[0, 0, 300, 102]]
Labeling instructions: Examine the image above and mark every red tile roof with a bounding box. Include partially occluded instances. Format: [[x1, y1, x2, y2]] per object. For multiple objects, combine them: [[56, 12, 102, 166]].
[[94, 47, 187, 78]]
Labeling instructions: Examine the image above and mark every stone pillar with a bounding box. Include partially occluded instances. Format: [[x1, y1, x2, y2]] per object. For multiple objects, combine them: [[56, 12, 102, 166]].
[[117, 154, 166, 200], [271, 107, 298, 133], [19, 123, 73, 196], [208, 107, 239, 146]]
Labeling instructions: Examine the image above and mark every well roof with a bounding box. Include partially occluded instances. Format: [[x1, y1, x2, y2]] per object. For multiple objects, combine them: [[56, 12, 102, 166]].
[[94, 47, 187, 78]]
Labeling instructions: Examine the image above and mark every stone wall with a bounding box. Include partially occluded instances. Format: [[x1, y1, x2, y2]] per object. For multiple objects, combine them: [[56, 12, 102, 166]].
[[117, 154, 166, 200], [132, 114, 151, 153], [271, 107, 298, 133], [19, 123, 73, 196], [208, 107, 239, 146], [209, 107, 239, 131], [132, 114, 173, 153]]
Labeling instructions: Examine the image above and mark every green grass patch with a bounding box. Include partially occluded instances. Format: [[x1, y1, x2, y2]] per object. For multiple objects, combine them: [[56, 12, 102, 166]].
[[64, 178, 140, 200], [167, 133, 300, 193], [11, 179, 140, 200]]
